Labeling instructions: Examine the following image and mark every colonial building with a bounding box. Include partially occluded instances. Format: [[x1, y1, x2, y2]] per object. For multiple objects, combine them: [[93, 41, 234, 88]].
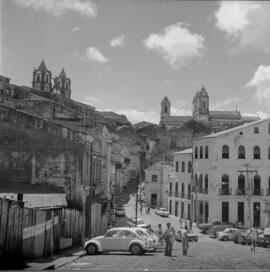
[[160, 86, 259, 131], [144, 160, 173, 208], [193, 118, 270, 228], [168, 149, 192, 219]]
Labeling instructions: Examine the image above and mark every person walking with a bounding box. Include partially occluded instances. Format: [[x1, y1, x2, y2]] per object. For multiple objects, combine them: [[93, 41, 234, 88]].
[[156, 224, 164, 247], [182, 225, 190, 256], [163, 222, 173, 256], [250, 227, 258, 252], [189, 219, 193, 231]]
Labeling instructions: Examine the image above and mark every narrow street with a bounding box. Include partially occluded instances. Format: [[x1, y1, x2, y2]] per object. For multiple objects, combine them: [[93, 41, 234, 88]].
[[59, 195, 270, 271]]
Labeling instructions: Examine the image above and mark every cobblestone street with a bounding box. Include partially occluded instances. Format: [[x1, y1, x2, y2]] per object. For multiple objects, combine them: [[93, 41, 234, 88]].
[[59, 196, 270, 271]]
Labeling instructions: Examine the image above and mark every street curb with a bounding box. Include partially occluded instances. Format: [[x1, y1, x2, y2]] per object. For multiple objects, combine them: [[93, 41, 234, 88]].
[[25, 251, 87, 270]]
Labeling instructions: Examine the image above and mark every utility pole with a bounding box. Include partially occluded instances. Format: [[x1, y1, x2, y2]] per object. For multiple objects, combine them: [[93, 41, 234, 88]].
[[135, 172, 139, 227], [237, 164, 258, 228], [89, 144, 93, 238]]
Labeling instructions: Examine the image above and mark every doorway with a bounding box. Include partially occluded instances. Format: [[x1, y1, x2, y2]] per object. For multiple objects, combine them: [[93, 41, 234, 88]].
[[222, 202, 229, 223], [151, 193, 157, 206], [253, 202, 260, 227]]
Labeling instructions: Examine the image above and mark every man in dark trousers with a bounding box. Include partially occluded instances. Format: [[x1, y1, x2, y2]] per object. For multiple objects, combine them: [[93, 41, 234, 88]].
[[163, 222, 173, 256]]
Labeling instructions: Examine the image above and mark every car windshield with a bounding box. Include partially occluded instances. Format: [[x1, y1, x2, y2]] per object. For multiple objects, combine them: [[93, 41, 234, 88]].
[[160, 208, 168, 211]]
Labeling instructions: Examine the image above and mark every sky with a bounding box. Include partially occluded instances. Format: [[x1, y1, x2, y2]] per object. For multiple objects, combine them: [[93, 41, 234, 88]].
[[1, 0, 270, 124]]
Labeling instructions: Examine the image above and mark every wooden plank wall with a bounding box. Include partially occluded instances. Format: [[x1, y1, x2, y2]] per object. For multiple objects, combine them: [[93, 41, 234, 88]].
[[0, 197, 83, 259], [0, 198, 24, 258]]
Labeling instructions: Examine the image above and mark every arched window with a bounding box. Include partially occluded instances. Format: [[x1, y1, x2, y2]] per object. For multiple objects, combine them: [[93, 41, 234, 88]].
[[37, 74, 40, 83], [222, 145, 229, 159], [164, 106, 167, 113], [199, 174, 203, 188], [188, 161, 192, 173], [205, 146, 208, 159], [181, 183, 185, 195], [238, 145, 245, 159], [188, 184, 191, 198], [195, 147, 198, 159], [175, 183, 178, 197], [221, 174, 230, 195], [254, 146, 260, 159], [237, 175, 245, 195], [151, 175, 157, 182], [175, 161, 179, 172], [169, 200, 172, 214], [46, 75, 49, 83], [200, 146, 203, 159], [205, 175, 208, 194], [254, 175, 261, 195], [254, 127, 259, 134], [195, 174, 198, 187], [181, 161, 185, 172]]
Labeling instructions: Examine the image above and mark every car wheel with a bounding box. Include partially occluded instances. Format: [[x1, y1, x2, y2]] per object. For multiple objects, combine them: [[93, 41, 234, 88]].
[[86, 243, 98, 255], [222, 236, 229, 241], [130, 243, 143, 255]]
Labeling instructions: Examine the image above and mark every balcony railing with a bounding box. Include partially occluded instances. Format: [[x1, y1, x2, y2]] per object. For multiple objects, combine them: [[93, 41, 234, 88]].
[[253, 188, 264, 196], [235, 188, 246, 195], [219, 188, 232, 195], [198, 187, 208, 194], [180, 192, 185, 198]]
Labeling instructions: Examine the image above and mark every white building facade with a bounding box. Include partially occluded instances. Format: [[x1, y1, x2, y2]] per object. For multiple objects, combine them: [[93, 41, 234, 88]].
[[168, 149, 192, 219], [193, 118, 270, 228], [144, 161, 173, 208]]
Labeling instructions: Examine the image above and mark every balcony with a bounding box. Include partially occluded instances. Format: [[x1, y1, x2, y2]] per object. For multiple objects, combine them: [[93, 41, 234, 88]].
[[198, 187, 208, 194], [219, 188, 232, 195], [180, 192, 185, 198], [253, 188, 263, 196], [168, 191, 172, 197], [174, 192, 179, 197], [235, 188, 246, 195]]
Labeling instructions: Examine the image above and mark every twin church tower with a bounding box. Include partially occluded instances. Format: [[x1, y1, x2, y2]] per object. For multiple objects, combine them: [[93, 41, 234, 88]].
[[32, 59, 71, 100]]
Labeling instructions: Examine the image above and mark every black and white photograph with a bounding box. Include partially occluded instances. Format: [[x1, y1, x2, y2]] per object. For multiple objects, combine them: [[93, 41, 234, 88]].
[[1, 0, 270, 271]]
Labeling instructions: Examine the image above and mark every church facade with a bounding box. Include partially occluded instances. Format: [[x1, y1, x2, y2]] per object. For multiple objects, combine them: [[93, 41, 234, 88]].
[[160, 86, 259, 131]]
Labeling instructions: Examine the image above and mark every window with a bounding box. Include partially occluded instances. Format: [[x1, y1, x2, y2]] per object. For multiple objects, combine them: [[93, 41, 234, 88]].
[[188, 161, 192, 173], [181, 161, 185, 172], [222, 145, 229, 159], [221, 175, 230, 195], [269, 123, 270, 134], [199, 174, 203, 188], [181, 183, 185, 195], [195, 174, 198, 186], [105, 229, 119, 237], [237, 175, 245, 195], [151, 175, 157, 182], [238, 145, 245, 159], [254, 175, 261, 195], [120, 230, 135, 238], [175, 161, 179, 172], [200, 146, 203, 159], [46, 75, 49, 83], [253, 146, 260, 159], [205, 146, 208, 159], [164, 106, 167, 113], [205, 175, 208, 189], [269, 147, 270, 160], [254, 127, 259, 134], [195, 147, 198, 159], [175, 182, 178, 193], [37, 74, 40, 82]]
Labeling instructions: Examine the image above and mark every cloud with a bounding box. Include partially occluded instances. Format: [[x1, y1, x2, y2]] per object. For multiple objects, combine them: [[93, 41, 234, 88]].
[[76, 47, 108, 64], [243, 111, 269, 119], [215, 1, 270, 53], [84, 96, 101, 104], [143, 22, 205, 69], [246, 65, 270, 107], [171, 106, 192, 116], [72, 27, 81, 32], [213, 97, 240, 110], [110, 35, 126, 48], [102, 108, 159, 124], [13, 0, 97, 17]]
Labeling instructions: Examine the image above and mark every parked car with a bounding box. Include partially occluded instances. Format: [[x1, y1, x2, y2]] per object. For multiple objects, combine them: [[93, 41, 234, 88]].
[[84, 227, 156, 255], [127, 217, 148, 228], [155, 207, 169, 217], [175, 229, 199, 242], [209, 224, 236, 238], [238, 228, 265, 246], [217, 228, 240, 241], [263, 226, 270, 247], [199, 220, 233, 234], [115, 207, 126, 217], [134, 227, 158, 249]]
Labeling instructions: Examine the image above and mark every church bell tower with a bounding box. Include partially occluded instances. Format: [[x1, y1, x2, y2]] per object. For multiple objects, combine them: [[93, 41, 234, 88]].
[[160, 96, 171, 124]]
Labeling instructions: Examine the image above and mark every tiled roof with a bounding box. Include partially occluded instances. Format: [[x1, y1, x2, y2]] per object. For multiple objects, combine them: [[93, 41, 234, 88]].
[[196, 117, 270, 140], [210, 110, 241, 120], [173, 148, 192, 155], [162, 115, 192, 124]]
